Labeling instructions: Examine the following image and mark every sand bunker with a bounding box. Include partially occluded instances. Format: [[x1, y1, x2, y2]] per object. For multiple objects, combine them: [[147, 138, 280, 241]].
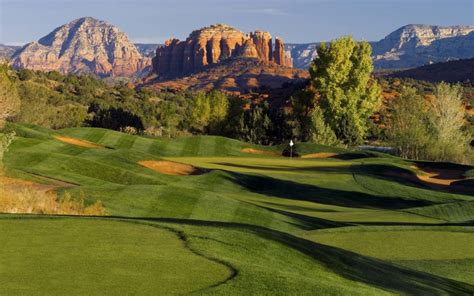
[[240, 148, 279, 156], [55, 136, 103, 148], [414, 165, 466, 186], [301, 152, 338, 159], [139, 160, 203, 176]]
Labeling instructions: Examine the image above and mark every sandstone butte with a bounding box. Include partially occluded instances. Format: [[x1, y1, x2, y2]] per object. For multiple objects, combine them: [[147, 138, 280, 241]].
[[152, 24, 293, 77], [12, 17, 150, 77]]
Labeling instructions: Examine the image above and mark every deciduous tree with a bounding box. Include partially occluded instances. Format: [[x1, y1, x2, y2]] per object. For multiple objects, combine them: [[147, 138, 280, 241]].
[[310, 37, 381, 144]]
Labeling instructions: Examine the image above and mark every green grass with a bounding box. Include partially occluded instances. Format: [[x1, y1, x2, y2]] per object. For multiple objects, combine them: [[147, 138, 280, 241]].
[[2, 123, 474, 294], [0, 218, 230, 295]]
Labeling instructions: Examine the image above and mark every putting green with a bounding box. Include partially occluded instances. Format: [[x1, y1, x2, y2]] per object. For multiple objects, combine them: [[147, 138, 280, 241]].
[[0, 218, 231, 295]]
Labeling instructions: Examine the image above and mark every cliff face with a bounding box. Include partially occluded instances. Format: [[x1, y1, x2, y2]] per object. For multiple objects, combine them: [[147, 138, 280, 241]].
[[12, 17, 150, 77], [153, 24, 292, 77]]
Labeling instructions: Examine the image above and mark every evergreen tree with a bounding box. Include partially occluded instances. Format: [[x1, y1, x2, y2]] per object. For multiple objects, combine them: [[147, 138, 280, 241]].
[[308, 105, 339, 145], [239, 102, 272, 144]]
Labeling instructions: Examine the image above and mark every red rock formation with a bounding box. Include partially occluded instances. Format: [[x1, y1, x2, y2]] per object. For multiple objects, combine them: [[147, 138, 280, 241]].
[[153, 24, 293, 78], [249, 31, 272, 62], [273, 37, 293, 67]]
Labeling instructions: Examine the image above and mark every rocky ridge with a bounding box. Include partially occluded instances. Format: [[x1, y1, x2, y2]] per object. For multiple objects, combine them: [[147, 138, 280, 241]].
[[12, 17, 150, 77], [286, 25, 474, 70]]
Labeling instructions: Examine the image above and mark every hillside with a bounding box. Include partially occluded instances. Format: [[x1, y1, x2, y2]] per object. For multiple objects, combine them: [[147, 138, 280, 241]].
[[1, 124, 473, 294], [11, 17, 150, 77], [144, 57, 308, 94], [389, 58, 474, 83]]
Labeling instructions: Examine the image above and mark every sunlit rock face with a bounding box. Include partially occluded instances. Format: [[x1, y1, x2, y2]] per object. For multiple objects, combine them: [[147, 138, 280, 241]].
[[153, 24, 293, 77]]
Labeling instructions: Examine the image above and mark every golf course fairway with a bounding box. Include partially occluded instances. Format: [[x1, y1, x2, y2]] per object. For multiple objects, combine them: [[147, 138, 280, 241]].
[[1, 124, 473, 295]]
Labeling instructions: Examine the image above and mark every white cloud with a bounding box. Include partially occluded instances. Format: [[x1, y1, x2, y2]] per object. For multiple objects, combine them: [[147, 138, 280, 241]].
[[248, 8, 288, 16]]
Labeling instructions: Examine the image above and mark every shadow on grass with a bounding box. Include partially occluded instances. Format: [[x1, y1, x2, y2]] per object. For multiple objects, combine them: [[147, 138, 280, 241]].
[[247, 203, 351, 230], [212, 162, 349, 173], [224, 172, 431, 210], [122, 216, 474, 295], [353, 163, 474, 197]]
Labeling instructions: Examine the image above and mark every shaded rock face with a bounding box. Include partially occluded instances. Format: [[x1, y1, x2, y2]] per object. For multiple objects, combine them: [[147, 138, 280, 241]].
[[153, 24, 293, 77], [12, 17, 150, 77]]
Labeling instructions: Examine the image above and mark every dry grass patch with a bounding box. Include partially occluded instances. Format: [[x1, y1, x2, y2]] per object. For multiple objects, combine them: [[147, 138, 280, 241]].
[[55, 136, 103, 148], [301, 152, 338, 159], [0, 176, 107, 215], [138, 160, 204, 176], [241, 148, 280, 156]]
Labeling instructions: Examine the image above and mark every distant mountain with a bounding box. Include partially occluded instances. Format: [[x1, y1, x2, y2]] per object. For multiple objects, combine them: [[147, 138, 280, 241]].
[[372, 24, 474, 69], [135, 43, 160, 58], [389, 58, 474, 83], [12, 17, 150, 77], [286, 24, 474, 70], [0, 44, 21, 61], [284, 43, 319, 69]]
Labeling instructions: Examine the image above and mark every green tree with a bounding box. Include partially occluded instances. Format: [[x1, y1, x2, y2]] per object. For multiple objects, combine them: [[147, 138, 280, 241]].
[[310, 37, 381, 144], [0, 65, 21, 128], [308, 105, 340, 145], [239, 102, 272, 144], [426, 83, 471, 163], [386, 87, 430, 160], [291, 89, 316, 141], [208, 91, 229, 134], [190, 92, 211, 132]]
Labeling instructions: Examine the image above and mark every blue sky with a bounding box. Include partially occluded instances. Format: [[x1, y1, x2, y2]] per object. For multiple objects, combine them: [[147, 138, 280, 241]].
[[1, 0, 473, 45]]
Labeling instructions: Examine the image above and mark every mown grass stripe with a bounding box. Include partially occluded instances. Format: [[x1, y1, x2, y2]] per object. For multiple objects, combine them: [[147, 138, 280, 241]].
[[181, 137, 201, 156], [147, 138, 169, 156], [97, 130, 123, 147], [116, 134, 137, 149]]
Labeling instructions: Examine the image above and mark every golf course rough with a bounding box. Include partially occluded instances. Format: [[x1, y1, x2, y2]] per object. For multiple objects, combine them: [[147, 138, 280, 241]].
[[1, 124, 474, 295]]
